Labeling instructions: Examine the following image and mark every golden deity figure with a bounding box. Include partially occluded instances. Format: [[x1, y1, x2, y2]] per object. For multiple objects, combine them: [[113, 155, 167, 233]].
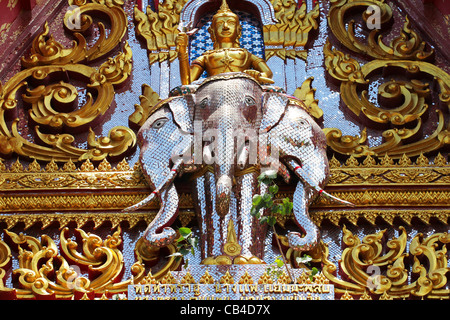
[[176, 0, 274, 85]]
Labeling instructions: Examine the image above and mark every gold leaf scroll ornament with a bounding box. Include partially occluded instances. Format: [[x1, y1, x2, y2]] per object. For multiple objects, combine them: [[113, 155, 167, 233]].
[[320, 226, 450, 299], [0, 41, 135, 162], [328, 0, 434, 61], [323, 40, 450, 158]]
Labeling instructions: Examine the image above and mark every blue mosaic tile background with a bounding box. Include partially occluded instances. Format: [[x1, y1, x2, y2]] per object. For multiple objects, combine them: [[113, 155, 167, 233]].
[[189, 11, 265, 79]]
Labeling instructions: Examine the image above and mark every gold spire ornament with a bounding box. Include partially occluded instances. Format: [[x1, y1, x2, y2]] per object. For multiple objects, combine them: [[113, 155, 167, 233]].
[[216, 0, 235, 16]]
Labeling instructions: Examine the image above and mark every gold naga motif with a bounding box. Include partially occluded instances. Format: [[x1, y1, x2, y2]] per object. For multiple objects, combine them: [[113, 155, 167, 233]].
[[0, 0, 136, 162], [134, 0, 188, 65], [324, 0, 450, 159], [134, 0, 319, 66]]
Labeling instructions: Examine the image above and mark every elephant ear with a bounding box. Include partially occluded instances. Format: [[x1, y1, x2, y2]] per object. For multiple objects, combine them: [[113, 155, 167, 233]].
[[166, 95, 194, 133], [259, 92, 289, 133]]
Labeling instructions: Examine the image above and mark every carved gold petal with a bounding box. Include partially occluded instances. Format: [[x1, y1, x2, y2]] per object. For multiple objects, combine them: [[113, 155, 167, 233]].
[[293, 77, 323, 120], [320, 226, 450, 299], [129, 84, 161, 129], [264, 0, 319, 51], [134, 0, 188, 65]]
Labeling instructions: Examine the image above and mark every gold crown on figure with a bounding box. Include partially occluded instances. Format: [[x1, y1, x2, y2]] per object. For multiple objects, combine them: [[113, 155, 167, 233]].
[[213, 0, 238, 20]]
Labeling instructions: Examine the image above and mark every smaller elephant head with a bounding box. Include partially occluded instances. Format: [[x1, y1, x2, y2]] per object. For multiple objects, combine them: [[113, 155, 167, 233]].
[[125, 97, 194, 247], [260, 94, 353, 251]]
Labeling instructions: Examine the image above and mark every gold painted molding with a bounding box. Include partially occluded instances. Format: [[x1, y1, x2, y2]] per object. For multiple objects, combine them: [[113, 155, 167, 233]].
[[0, 153, 449, 229]]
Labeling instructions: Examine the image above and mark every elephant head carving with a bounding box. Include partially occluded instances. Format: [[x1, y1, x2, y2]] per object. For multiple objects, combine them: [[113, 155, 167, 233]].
[[126, 96, 194, 246], [125, 72, 352, 261], [192, 73, 264, 217]]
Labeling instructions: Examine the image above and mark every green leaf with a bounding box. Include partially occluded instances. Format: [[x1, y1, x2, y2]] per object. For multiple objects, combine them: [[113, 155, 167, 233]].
[[188, 237, 197, 248], [269, 184, 279, 195], [272, 204, 283, 214], [262, 193, 272, 203], [275, 257, 284, 268], [260, 216, 268, 225], [296, 254, 312, 265], [176, 236, 185, 243], [309, 267, 319, 281], [262, 170, 278, 180], [267, 216, 277, 226], [179, 227, 192, 238], [258, 170, 277, 186], [179, 247, 190, 256], [252, 194, 262, 206]]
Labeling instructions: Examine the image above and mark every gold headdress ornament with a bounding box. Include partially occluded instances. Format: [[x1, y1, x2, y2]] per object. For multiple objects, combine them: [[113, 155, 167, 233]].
[[213, 0, 238, 19], [217, 0, 233, 14]]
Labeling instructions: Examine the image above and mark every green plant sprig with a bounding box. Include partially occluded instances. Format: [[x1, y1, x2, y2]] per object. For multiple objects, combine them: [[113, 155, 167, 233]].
[[251, 170, 295, 283], [168, 227, 198, 269]]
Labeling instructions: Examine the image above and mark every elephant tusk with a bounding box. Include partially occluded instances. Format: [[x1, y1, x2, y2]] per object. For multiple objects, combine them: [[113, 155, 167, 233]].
[[290, 161, 355, 207], [317, 190, 355, 207], [122, 160, 184, 212], [122, 192, 157, 212]]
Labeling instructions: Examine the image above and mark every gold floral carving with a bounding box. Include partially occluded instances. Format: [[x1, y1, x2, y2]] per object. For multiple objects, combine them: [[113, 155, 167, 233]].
[[328, 0, 434, 61], [323, 39, 450, 158], [0, 226, 181, 299], [320, 226, 450, 299], [264, 0, 319, 61], [0, 0, 135, 162]]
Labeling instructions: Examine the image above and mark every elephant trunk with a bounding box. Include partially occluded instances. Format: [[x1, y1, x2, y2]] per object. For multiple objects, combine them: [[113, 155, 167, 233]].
[[208, 107, 237, 217], [143, 185, 179, 247], [215, 123, 235, 217]]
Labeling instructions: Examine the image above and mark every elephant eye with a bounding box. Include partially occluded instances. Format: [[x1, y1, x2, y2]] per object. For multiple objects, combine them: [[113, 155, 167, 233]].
[[245, 96, 256, 106], [152, 118, 168, 129], [199, 98, 209, 108]]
